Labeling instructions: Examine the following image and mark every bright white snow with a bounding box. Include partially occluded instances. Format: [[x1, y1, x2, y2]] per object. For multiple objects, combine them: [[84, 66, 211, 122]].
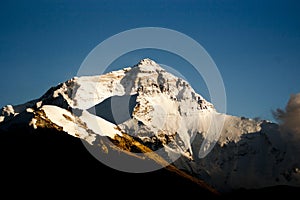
[[39, 105, 96, 144], [79, 110, 122, 138]]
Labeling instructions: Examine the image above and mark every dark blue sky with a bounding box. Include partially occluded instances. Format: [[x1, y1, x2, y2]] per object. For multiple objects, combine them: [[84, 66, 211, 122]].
[[0, 0, 300, 121]]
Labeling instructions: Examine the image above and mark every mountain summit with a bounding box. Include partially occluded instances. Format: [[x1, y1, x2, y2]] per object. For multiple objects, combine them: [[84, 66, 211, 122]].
[[0, 58, 299, 194]]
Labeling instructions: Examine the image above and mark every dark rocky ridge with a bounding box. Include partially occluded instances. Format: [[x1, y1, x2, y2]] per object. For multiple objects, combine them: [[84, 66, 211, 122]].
[[0, 127, 217, 198], [1, 127, 299, 199]]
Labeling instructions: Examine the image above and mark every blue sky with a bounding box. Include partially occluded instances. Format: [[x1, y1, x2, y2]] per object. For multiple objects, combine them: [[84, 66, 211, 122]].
[[0, 0, 299, 121]]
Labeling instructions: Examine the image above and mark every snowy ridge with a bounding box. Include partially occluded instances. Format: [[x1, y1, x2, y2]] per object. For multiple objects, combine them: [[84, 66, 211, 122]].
[[0, 58, 299, 192]]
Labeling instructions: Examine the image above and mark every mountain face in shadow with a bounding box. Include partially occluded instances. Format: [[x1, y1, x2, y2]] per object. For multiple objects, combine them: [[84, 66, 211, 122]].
[[87, 94, 137, 124], [1, 129, 298, 199], [0, 128, 217, 199]]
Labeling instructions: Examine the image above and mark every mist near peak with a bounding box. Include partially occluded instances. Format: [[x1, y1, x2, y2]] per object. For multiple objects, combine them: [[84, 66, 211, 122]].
[[273, 93, 300, 154]]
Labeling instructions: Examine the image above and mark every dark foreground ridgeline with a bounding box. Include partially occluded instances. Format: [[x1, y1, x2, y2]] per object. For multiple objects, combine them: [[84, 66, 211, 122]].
[[0, 128, 298, 199]]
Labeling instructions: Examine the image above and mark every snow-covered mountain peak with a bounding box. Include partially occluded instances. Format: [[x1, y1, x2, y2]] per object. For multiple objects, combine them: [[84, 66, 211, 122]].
[[133, 58, 165, 73], [136, 58, 160, 67], [0, 59, 299, 192]]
